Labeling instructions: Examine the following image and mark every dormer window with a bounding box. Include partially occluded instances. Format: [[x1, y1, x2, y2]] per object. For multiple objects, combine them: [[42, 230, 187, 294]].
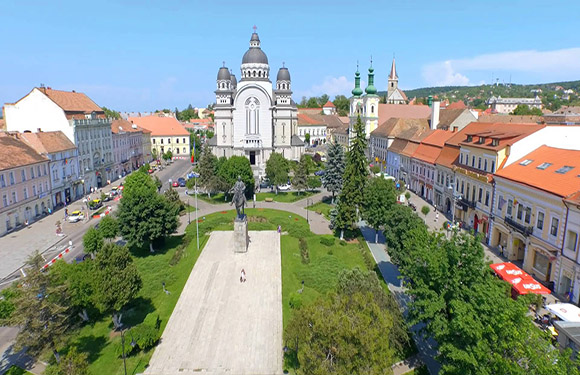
[[491, 138, 499, 146], [519, 159, 533, 166], [556, 166, 575, 174], [478, 136, 486, 144], [466, 135, 473, 142]]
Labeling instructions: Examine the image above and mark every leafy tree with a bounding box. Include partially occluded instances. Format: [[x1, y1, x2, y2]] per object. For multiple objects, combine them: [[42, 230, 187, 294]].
[[285, 291, 395, 375], [382, 204, 426, 267], [44, 346, 89, 375], [335, 115, 368, 239], [151, 148, 158, 161], [307, 176, 322, 191], [318, 94, 330, 106], [333, 95, 350, 116], [511, 104, 543, 116], [51, 260, 94, 322], [162, 150, 173, 162], [306, 97, 320, 108], [0, 287, 18, 321], [8, 253, 73, 362], [102, 107, 121, 120], [304, 133, 310, 145], [92, 243, 142, 329], [421, 205, 430, 220], [322, 141, 345, 203], [98, 215, 118, 242], [265, 152, 289, 194], [83, 227, 103, 255], [362, 177, 396, 243], [217, 156, 254, 197], [154, 175, 162, 192], [369, 164, 380, 174], [198, 143, 222, 196], [117, 171, 179, 252]]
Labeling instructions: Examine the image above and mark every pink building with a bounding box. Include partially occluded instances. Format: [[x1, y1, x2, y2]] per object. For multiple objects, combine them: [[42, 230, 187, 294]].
[[0, 133, 51, 236]]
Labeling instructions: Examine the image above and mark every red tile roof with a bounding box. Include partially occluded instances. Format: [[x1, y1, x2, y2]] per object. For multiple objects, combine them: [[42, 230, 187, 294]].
[[495, 146, 580, 197], [371, 117, 429, 138], [457, 122, 545, 151], [128, 115, 189, 137], [323, 101, 335, 108], [413, 130, 454, 164], [478, 114, 541, 124], [298, 113, 324, 125], [378, 104, 431, 127], [111, 119, 145, 134], [20, 131, 76, 154], [400, 129, 434, 158], [39, 87, 103, 114], [0, 133, 49, 170], [447, 101, 467, 110]]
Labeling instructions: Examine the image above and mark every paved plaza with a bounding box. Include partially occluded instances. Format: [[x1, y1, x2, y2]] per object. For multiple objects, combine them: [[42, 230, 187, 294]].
[[144, 231, 283, 375]]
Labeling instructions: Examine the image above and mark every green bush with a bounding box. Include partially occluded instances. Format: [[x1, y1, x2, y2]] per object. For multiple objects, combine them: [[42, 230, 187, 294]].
[[113, 336, 137, 359], [299, 238, 310, 264], [339, 240, 347, 246], [132, 323, 160, 351], [169, 244, 186, 266], [319, 237, 335, 247], [289, 293, 302, 309]]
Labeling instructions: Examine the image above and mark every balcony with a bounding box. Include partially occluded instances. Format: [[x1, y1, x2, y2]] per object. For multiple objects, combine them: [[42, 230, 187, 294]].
[[459, 199, 477, 210], [505, 216, 533, 236], [242, 137, 262, 150]]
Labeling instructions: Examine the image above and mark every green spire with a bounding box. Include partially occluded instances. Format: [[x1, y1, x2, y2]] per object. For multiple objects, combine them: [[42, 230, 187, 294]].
[[365, 59, 377, 95], [352, 64, 363, 97]]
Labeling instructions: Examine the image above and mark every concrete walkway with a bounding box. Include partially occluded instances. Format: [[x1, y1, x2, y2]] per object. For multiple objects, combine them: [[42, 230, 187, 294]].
[[144, 231, 283, 375]]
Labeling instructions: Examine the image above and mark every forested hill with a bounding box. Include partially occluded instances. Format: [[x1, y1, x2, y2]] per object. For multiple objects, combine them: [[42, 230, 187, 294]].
[[376, 80, 580, 111]]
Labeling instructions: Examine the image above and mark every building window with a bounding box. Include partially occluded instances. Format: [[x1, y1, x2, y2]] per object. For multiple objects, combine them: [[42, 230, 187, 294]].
[[152, 139, 156, 144], [533, 252, 549, 276], [2, 195, 7, 207], [537, 212, 544, 230], [478, 158, 482, 169], [485, 191, 490, 206], [471, 156, 475, 167], [507, 200, 513, 216], [160, 139, 164, 144], [478, 188, 483, 203], [21, 169, 26, 182], [44, 164, 47, 175], [32, 185, 37, 196], [524, 207, 531, 224], [168, 138, 171, 144], [12, 191, 17, 203], [0, 174, 5, 188], [183, 147, 186, 154], [31, 167, 35, 179], [491, 161, 495, 172], [550, 217, 559, 237], [183, 138, 186, 143], [517, 204, 523, 220], [23, 188, 28, 200], [484, 160, 488, 171], [566, 231, 578, 252], [176, 138, 179, 144]]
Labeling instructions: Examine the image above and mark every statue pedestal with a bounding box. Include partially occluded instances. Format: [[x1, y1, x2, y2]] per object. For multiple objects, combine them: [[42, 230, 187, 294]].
[[234, 216, 248, 253]]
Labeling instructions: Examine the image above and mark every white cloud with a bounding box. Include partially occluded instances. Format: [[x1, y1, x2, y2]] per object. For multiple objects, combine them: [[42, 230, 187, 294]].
[[422, 47, 580, 86], [299, 75, 359, 98]]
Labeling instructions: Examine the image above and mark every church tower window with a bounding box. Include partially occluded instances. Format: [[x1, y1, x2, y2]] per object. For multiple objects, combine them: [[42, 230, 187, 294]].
[[245, 97, 260, 135]]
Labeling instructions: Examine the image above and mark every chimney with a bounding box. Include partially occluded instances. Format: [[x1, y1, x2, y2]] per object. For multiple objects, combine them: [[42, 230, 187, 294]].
[[431, 99, 440, 130]]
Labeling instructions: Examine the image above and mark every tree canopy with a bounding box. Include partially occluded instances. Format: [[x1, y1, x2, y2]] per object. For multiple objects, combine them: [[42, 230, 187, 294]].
[[292, 154, 309, 193], [83, 227, 103, 255], [217, 155, 255, 197], [98, 215, 118, 241], [265, 152, 289, 191], [511, 104, 544, 116], [362, 177, 397, 242], [322, 141, 345, 202]]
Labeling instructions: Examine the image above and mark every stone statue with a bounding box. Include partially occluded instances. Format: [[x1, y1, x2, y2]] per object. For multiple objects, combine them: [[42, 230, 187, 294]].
[[229, 176, 247, 220]]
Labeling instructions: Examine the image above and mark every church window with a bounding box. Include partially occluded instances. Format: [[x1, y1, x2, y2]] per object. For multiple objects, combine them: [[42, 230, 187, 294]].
[[371, 105, 374, 114], [222, 122, 226, 135], [245, 97, 260, 135], [253, 71, 256, 77], [391, 82, 394, 87]]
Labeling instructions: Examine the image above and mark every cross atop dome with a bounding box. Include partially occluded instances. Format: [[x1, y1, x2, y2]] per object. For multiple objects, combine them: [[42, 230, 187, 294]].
[[253, 25, 257, 32]]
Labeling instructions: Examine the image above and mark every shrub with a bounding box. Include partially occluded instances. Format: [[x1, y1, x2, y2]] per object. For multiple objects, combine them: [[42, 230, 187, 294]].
[[405, 192, 411, 200], [289, 293, 302, 309], [114, 336, 137, 358], [132, 323, 160, 351], [339, 240, 347, 246], [319, 237, 335, 247], [299, 238, 310, 264], [169, 244, 186, 266]]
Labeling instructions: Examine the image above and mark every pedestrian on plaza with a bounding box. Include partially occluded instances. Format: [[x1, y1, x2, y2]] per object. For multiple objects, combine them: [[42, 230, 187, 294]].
[[25, 220, 29, 227], [65, 208, 69, 218], [499, 244, 504, 257], [277, 225, 281, 234], [240, 269, 246, 283], [435, 212, 439, 222]]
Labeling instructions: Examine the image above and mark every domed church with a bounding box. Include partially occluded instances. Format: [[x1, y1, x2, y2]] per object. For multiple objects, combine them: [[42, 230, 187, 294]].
[[209, 29, 304, 178]]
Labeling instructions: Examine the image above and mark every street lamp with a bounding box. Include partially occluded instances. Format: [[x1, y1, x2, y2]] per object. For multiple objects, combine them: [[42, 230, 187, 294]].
[[191, 172, 200, 251], [121, 328, 136, 375], [448, 185, 462, 236]]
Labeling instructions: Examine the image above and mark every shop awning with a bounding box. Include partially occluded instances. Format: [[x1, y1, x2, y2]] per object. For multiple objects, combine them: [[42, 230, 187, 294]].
[[547, 303, 580, 322], [490, 262, 551, 295]]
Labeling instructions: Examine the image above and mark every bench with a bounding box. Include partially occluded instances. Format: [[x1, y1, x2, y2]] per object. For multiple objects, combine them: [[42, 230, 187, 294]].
[[265, 198, 274, 202]]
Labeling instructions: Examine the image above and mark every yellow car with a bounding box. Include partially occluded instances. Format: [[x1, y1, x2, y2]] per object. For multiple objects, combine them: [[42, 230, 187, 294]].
[[68, 210, 85, 223]]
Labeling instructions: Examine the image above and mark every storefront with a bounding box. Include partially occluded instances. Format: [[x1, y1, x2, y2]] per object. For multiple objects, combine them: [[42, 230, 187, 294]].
[[524, 238, 558, 284]]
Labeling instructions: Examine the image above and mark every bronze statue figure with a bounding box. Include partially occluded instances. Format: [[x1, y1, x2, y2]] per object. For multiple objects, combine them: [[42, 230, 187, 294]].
[[229, 176, 246, 220]]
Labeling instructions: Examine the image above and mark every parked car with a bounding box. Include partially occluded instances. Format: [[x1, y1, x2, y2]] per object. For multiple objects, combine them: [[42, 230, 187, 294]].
[[178, 177, 186, 187], [88, 199, 102, 210], [172, 181, 179, 187], [259, 180, 271, 189], [278, 184, 291, 191], [68, 210, 84, 223]]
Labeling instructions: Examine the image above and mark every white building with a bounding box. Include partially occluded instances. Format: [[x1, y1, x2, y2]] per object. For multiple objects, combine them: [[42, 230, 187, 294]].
[[4, 87, 114, 191], [322, 101, 336, 115], [20, 131, 82, 206], [297, 113, 327, 146], [486, 95, 542, 114], [349, 64, 380, 142], [209, 31, 304, 177], [561, 192, 580, 304]]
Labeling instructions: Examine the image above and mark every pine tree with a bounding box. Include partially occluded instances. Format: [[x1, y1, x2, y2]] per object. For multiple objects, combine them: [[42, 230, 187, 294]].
[[322, 141, 345, 203], [292, 154, 309, 194], [335, 115, 368, 239], [198, 143, 219, 197]]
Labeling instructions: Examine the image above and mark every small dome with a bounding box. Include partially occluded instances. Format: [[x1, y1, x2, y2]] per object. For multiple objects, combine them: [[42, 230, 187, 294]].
[[277, 67, 291, 81], [217, 67, 231, 80], [242, 48, 268, 65], [230, 73, 237, 87], [250, 32, 260, 42]]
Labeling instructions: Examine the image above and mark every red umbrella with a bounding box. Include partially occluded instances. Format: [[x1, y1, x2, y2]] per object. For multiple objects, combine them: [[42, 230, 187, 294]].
[[490, 262, 528, 282], [510, 276, 551, 295]]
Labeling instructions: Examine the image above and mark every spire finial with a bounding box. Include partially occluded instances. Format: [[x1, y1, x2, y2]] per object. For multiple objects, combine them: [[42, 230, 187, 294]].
[[252, 25, 257, 32], [356, 60, 359, 71], [222, 61, 225, 67], [370, 55, 373, 67], [282, 61, 285, 68]]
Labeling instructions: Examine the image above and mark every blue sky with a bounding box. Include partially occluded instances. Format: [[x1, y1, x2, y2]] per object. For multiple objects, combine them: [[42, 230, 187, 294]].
[[1, 0, 579, 112]]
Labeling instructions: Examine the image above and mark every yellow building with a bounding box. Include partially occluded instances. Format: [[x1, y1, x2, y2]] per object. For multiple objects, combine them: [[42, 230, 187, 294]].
[[452, 122, 544, 240], [492, 146, 580, 285], [128, 115, 190, 160]]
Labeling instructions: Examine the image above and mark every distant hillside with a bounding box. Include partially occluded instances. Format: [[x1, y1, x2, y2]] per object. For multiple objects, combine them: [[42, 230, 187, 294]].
[[377, 80, 580, 111]]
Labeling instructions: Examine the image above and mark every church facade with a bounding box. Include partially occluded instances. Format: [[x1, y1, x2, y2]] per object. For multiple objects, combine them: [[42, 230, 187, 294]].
[[210, 31, 304, 178]]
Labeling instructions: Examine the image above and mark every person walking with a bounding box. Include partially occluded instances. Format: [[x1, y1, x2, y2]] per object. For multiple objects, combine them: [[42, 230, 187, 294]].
[[241, 269, 246, 283]]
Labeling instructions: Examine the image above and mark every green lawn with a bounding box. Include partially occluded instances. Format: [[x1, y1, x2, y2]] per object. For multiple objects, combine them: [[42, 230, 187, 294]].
[[305, 200, 334, 220], [197, 192, 228, 204], [4, 366, 34, 375]]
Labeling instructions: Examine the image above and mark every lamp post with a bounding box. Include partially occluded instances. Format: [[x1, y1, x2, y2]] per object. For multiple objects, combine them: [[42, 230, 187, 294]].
[[192, 172, 200, 251], [448, 185, 462, 237], [121, 328, 136, 375]]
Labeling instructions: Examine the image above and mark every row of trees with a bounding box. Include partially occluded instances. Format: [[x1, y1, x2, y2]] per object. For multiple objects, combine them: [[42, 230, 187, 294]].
[[297, 95, 350, 116], [383, 203, 580, 374], [265, 152, 321, 194]]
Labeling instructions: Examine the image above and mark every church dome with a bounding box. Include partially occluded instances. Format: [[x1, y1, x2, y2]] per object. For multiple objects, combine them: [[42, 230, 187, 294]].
[[242, 48, 268, 65], [217, 66, 231, 80], [230, 73, 237, 87], [276, 67, 291, 81]]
